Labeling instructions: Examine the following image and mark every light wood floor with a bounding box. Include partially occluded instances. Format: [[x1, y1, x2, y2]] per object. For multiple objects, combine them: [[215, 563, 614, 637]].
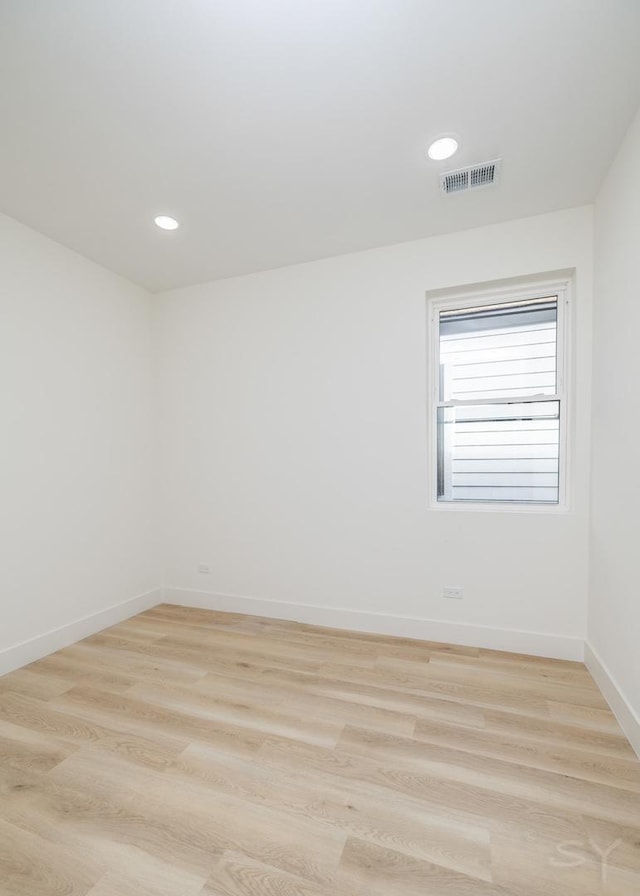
[[0, 605, 639, 895]]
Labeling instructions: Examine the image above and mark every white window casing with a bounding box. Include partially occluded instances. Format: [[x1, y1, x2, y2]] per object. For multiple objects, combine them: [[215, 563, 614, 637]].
[[427, 274, 572, 512]]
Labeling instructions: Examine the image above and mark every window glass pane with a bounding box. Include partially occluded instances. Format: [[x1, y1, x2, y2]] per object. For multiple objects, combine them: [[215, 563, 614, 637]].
[[437, 400, 560, 503], [439, 298, 557, 401]]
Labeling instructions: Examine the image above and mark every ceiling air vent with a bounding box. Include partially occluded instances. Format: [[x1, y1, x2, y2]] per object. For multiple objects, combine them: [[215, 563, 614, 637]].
[[440, 159, 502, 195]]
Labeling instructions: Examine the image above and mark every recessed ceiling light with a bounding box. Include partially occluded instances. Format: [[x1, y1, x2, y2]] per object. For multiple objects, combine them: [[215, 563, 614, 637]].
[[154, 215, 179, 231], [427, 137, 459, 161]]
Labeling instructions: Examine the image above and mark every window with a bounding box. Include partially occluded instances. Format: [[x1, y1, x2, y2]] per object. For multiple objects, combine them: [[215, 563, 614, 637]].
[[428, 278, 570, 507]]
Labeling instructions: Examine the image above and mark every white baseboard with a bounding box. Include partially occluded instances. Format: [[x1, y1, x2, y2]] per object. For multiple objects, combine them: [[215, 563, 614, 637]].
[[584, 642, 640, 759], [0, 588, 163, 677], [164, 587, 584, 661], [0, 583, 588, 679]]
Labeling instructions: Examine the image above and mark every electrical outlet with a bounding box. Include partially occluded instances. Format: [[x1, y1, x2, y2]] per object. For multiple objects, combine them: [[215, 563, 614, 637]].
[[197, 563, 211, 574], [443, 586, 463, 600]]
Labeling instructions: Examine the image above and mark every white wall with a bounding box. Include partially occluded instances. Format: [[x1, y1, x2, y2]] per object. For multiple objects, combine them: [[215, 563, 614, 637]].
[[588, 107, 640, 744], [0, 204, 596, 669], [156, 205, 593, 658], [0, 213, 159, 668]]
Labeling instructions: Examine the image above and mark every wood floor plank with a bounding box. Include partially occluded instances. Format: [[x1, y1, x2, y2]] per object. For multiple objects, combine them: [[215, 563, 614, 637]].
[[260, 728, 640, 844], [435, 649, 594, 685], [0, 667, 76, 701], [59, 640, 212, 685], [0, 690, 187, 771], [190, 671, 418, 737], [335, 724, 640, 824], [490, 833, 640, 896], [51, 746, 346, 886], [547, 698, 624, 733], [26, 653, 139, 695], [0, 718, 76, 775], [173, 740, 492, 881], [0, 603, 638, 895], [0, 816, 102, 896], [200, 852, 332, 896], [124, 679, 349, 747], [337, 837, 511, 895], [477, 706, 636, 758], [376, 653, 611, 709], [411, 716, 640, 788], [87, 865, 205, 896]]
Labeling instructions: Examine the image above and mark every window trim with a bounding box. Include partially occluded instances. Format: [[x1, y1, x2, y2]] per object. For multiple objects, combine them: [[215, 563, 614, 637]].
[[427, 274, 573, 513]]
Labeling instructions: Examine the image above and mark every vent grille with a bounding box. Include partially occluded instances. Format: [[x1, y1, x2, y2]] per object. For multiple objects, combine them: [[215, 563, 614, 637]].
[[440, 159, 502, 195], [443, 170, 469, 193]]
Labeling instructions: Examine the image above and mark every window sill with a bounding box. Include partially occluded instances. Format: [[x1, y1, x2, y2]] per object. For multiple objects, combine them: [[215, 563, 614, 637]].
[[429, 500, 571, 514]]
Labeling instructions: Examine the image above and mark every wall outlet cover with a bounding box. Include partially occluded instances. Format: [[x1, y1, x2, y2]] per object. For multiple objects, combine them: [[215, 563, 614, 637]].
[[443, 586, 464, 600]]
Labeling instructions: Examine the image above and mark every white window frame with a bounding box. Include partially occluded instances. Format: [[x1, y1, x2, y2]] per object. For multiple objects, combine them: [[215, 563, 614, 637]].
[[427, 273, 573, 513]]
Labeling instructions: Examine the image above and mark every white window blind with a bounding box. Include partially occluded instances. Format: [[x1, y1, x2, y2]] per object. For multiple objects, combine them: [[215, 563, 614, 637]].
[[431, 289, 568, 506]]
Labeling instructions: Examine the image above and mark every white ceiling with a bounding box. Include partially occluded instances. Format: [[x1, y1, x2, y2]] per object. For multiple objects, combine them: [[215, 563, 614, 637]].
[[1, 1, 640, 292]]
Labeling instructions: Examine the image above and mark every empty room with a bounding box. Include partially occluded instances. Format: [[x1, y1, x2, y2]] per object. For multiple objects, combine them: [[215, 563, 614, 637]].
[[1, 1, 640, 894]]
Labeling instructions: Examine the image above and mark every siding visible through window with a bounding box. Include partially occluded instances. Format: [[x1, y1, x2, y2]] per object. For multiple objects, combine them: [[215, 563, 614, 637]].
[[435, 296, 562, 504]]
